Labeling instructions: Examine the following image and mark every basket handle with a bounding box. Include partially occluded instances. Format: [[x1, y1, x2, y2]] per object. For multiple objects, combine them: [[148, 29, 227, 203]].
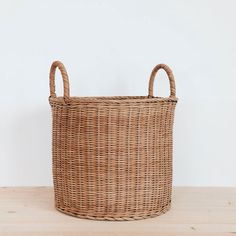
[[148, 64, 176, 98], [49, 61, 70, 101]]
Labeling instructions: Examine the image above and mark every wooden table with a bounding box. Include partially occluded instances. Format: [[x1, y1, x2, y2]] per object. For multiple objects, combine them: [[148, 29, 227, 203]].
[[0, 187, 236, 235]]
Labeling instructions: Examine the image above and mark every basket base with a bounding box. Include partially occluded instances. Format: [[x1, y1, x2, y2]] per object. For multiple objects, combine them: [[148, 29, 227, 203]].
[[55, 203, 171, 221]]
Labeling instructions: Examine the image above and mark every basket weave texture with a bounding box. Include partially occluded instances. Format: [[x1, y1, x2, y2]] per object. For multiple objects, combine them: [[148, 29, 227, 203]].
[[49, 61, 177, 220]]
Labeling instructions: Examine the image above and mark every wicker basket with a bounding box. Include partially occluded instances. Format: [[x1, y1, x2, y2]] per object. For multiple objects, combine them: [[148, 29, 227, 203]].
[[49, 61, 177, 221]]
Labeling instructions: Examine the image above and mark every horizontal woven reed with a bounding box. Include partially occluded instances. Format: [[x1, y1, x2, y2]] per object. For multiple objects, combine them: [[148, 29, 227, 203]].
[[49, 61, 177, 221]]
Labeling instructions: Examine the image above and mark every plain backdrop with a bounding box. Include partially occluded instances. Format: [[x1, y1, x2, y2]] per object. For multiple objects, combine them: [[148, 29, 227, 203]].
[[0, 0, 236, 186]]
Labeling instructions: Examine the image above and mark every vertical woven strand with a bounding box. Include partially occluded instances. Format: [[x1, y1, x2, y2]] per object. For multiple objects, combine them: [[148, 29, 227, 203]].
[[134, 107, 142, 215], [107, 106, 116, 216], [96, 107, 101, 214], [76, 108, 83, 211], [151, 104, 160, 212], [125, 107, 132, 216]]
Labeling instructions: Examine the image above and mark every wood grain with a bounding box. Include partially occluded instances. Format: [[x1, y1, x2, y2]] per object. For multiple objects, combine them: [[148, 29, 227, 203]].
[[0, 187, 236, 236]]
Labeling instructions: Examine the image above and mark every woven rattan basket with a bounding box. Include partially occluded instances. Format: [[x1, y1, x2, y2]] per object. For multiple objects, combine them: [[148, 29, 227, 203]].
[[49, 61, 177, 221]]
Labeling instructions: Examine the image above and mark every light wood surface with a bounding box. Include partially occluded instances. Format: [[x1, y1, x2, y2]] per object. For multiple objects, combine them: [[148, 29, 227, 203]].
[[0, 187, 236, 236]]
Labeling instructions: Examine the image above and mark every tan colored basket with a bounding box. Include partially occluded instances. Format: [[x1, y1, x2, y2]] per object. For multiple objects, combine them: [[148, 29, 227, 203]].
[[49, 61, 177, 221]]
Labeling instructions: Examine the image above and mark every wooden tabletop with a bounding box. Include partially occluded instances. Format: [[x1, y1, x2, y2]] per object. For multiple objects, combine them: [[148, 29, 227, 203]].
[[0, 187, 236, 236]]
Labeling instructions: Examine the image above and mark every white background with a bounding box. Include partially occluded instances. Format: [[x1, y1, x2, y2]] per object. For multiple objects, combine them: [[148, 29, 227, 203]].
[[0, 0, 236, 186]]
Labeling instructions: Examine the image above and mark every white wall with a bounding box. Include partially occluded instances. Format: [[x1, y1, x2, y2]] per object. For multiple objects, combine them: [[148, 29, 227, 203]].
[[0, 0, 236, 186]]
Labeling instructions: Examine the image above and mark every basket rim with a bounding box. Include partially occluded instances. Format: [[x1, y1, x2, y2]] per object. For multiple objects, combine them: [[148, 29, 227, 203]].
[[49, 95, 178, 105]]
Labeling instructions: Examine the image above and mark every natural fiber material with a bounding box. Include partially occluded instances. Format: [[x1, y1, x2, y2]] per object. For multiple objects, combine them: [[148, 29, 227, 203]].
[[49, 61, 177, 221]]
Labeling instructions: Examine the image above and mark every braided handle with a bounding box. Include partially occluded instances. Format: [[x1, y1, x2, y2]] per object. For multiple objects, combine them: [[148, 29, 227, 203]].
[[49, 61, 70, 101], [148, 64, 176, 98]]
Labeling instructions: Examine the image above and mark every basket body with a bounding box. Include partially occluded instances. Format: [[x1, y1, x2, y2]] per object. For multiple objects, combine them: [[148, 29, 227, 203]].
[[49, 62, 177, 220]]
